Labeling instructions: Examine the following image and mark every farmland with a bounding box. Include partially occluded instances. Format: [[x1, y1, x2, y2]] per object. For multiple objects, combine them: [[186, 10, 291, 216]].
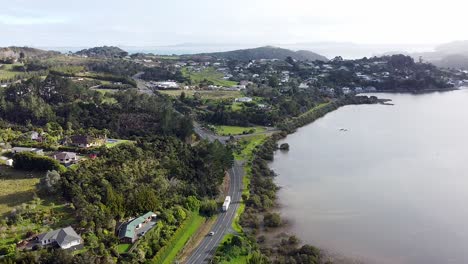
[[182, 67, 237, 87], [0, 166, 42, 216]]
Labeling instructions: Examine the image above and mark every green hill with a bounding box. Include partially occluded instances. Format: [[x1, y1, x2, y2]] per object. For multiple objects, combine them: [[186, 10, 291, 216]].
[[194, 46, 328, 61], [75, 46, 128, 58], [0, 46, 60, 62]]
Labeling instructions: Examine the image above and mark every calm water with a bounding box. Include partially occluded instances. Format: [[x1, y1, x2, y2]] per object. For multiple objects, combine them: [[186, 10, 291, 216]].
[[271, 90, 468, 264]]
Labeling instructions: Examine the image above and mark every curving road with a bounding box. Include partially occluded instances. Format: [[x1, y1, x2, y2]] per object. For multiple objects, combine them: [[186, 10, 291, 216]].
[[131, 76, 268, 263]]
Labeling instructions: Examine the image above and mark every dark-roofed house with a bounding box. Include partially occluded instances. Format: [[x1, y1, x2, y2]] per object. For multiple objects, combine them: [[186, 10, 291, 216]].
[[70, 135, 104, 148], [118, 212, 157, 243], [36, 226, 82, 249], [53, 152, 78, 165]]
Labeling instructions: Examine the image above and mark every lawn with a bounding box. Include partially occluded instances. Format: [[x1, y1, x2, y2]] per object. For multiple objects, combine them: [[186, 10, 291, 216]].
[[182, 67, 237, 87], [214, 125, 266, 136], [117, 243, 132, 254], [159, 89, 242, 100], [153, 212, 205, 264], [0, 166, 42, 215], [105, 139, 132, 148]]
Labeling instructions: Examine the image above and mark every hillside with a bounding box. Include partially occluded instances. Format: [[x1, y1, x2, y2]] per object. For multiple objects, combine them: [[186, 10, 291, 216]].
[[405, 41, 468, 69], [0, 47, 59, 61], [75, 46, 128, 58], [194, 46, 328, 61]]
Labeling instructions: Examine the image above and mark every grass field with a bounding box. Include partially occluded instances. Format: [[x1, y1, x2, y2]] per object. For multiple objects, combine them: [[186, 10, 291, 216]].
[[105, 139, 132, 148], [214, 125, 266, 136], [153, 212, 205, 264], [0, 167, 42, 215], [117, 243, 132, 254], [0, 166, 76, 248], [159, 89, 242, 100], [182, 67, 237, 87], [0, 63, 23, 81]]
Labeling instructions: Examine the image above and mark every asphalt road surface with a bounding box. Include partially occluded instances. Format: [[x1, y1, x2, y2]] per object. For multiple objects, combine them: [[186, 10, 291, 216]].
[[185, 159, 244, 264]]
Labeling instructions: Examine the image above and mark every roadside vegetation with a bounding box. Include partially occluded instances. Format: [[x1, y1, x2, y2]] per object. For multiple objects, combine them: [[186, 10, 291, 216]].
[[152, 212, 205, 264]]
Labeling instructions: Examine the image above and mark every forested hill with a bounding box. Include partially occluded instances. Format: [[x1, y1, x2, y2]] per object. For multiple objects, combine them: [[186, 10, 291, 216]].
[[75, 46, 129, 58], [194, 46, 328, 61], [0, 47, 60, 61]]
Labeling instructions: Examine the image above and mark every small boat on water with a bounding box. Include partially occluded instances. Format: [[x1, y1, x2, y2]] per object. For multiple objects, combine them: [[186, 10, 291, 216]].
[[339, 128, 348, 132]]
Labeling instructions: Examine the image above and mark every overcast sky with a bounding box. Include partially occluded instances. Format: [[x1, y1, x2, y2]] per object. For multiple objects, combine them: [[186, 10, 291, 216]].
[[1, 0, 467, 48]]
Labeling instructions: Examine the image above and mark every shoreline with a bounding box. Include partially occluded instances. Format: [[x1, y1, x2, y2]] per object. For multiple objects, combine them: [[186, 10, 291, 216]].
[[238, 95, 381, 262], [367, 87, 459, 94]]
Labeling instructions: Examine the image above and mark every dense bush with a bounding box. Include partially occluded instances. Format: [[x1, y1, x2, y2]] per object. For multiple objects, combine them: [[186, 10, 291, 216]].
[[13, 152, 65, 172]]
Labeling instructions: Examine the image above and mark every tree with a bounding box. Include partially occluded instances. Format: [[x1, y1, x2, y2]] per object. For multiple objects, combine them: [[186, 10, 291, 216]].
[[248, 251, 269, 264], [267, 76, 279, 88], [200, 199, 218, 216], [38, 170, 61, 194], [263, 212, 282, 228]]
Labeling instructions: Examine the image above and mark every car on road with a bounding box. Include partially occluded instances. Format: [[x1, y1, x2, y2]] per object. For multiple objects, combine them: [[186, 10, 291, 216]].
[[208, 231, 215, 236]]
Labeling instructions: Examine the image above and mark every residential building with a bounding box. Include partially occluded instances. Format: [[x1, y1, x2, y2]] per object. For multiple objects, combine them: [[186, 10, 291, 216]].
[[118, 212, 157, 243], [36, 226, 82, 250], [53, 152, 78, 165], [235, 97, 253, 103]]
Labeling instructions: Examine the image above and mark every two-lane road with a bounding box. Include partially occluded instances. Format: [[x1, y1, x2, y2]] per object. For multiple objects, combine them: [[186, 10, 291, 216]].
[[185, 160, 244, 263]]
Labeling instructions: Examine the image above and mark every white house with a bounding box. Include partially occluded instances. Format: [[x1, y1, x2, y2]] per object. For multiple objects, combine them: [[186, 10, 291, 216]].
[[298, 82, 310, 89], [36, 226, 82, 250], [235, 97, 253, 103], [53, 152, 78, 165]]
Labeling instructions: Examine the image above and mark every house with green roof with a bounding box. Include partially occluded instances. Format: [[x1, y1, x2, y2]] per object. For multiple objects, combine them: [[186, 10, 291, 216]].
[[118, 211, 157, 243]]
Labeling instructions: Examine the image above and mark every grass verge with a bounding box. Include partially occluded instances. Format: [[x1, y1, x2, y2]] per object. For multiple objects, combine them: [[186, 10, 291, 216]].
[[153, 212, 205, 264], [214, 126, 266, 136]]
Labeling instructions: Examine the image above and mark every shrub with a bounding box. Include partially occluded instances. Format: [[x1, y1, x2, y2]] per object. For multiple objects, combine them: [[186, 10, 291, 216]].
[[263, 212, 282, 228]]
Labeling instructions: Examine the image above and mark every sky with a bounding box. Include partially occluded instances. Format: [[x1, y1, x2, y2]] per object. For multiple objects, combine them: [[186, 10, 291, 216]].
[[1, 0, 468, 48]]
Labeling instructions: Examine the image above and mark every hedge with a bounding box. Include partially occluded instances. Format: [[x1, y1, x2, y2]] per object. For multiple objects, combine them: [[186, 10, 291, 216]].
[[13, 152, 65, 172]]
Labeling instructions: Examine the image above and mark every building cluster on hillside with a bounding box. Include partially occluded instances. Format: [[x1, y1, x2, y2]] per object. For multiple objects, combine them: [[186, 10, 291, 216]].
[[130, 53, 467, 96]]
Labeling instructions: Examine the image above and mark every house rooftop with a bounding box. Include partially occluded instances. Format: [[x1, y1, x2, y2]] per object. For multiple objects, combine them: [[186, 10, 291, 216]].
[[119, 211, 156, 240], [37, 226, 82, 249], [54, 152, 77, 160]]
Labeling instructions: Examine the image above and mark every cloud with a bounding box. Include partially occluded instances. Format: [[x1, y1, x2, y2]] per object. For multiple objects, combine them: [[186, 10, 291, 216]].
[[0, 14, 68, 25]]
